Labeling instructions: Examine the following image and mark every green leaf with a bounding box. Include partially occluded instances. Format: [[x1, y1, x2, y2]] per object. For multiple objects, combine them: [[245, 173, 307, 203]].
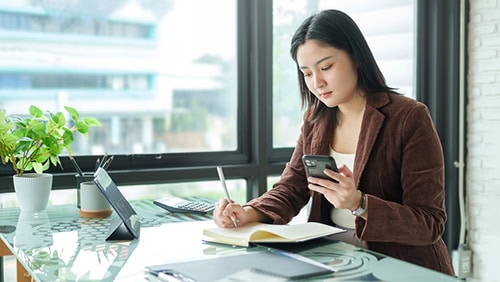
[[15, 138, 32, 153], [64, 106, 79, 121], [19, 158, 32, 171], [29, 105, 43, 118], [49, 141, 63, 156], [35, 152, 49, 163], [0, 123, 13, 134], [12, 127, 26, 138], [62, 128, 74, 144], [12, 117, 27, 129], [54, 112, 66, 127], [83, 117, 101, 127], [1, 134, 17, 145], [76, 120, 89, 134], [42, 160, 50, 171], [32, 162, 43, 173], [32, 122, 47, 137], [50, 155, 59, 167]]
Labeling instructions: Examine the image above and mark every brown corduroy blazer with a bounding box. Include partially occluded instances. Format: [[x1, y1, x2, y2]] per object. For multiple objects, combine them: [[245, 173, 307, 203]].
[[246, 92, 455, 275]]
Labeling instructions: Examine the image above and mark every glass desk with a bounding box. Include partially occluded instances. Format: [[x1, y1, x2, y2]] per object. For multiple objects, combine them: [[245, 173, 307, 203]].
[[0, 201, 459, 281]]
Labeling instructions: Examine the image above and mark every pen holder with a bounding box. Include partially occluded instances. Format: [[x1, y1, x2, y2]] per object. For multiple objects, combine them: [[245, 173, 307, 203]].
[[75, 173, 94, 209], [79, 181, 112, 218]]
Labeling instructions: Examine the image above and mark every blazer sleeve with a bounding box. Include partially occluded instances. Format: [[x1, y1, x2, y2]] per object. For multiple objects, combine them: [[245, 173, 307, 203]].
[[244, 122, 312, 225], [356, 103, 447, 245]]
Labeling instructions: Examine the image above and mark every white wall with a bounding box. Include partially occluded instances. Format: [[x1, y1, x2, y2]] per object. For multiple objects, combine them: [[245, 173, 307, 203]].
[[467, 0, 500, 281]]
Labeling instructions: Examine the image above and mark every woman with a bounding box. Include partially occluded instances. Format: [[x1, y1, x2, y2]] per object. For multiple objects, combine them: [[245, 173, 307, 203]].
[[213, 9, 454, 275]]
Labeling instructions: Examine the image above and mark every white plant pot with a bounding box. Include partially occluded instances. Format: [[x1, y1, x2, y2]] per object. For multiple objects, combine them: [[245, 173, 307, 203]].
[[13, 173, 53, 212]]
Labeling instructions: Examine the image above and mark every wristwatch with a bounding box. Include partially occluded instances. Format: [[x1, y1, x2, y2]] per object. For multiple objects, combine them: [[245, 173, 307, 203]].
[[351, 191, 366, 216]]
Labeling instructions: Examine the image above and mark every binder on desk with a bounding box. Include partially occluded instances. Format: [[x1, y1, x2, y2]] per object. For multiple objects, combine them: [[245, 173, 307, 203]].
[[145, 250, 333, 281]]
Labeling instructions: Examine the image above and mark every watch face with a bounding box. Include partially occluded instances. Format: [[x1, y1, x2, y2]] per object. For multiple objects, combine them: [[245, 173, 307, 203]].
[[352, 207, 366, 216]]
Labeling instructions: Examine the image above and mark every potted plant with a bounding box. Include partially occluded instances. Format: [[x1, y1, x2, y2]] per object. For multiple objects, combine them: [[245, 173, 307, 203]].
[[0, 105, 101, 211]]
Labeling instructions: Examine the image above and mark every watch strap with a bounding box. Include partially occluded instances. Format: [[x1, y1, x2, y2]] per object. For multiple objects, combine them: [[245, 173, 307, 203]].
[[351, 191, 366, 216]]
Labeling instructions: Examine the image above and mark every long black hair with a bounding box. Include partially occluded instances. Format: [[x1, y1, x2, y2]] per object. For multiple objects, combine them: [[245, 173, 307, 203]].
[[290, 9, 396, 121]]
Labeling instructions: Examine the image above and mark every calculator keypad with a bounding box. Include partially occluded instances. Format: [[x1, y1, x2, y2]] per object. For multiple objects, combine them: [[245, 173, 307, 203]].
[[153, 196, 215, 214]]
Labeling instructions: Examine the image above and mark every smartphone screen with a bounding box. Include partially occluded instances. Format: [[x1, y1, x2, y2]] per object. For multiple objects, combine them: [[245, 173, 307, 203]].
[[302, 155, 338, 180]]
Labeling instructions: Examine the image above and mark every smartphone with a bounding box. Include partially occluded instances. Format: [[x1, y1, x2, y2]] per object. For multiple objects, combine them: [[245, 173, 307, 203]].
[[302, 155, 338, 180]]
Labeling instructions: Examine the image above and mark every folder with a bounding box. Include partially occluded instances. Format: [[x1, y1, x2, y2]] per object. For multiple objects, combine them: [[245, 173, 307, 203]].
[[145, 250, 333, 281]]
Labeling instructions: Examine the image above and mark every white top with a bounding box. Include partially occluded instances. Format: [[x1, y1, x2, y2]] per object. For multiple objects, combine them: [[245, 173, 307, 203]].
[[329, 149, 357, 229]]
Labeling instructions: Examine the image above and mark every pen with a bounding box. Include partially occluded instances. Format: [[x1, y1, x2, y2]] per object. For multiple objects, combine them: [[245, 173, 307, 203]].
[[145, 269, 194, 282], [95, 158, 100, 172], [101, 153, 107, 166], [270, 249, 337, 272], [102, 155, 114, 170], [69, 156, 85, 179], [216, 166, 238, 229]]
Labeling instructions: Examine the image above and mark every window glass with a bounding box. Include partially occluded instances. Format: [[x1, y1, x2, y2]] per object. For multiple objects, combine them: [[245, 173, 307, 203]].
[[0, 0, 237, 155], [272, 0, 415, 148], [123, 179, 246, 203]]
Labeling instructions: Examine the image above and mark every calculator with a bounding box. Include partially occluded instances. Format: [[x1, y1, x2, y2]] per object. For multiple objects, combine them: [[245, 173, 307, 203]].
[[153, 196, 215, 215]]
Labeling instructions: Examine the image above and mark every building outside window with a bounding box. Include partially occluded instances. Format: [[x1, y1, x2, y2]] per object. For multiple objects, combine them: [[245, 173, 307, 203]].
[[0, 0, 238, 156]]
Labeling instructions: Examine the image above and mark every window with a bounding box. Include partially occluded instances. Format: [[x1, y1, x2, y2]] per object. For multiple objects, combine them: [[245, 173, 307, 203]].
[[0, 0, 243, 204], [0, 0, 237, 157]]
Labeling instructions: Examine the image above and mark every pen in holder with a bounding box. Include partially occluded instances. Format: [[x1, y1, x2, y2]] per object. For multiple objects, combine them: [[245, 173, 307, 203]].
[[71, 155, 114, 218]]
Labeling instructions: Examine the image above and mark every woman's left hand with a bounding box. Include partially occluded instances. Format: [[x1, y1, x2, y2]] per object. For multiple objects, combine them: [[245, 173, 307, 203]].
[[307, 164, 361, 210]]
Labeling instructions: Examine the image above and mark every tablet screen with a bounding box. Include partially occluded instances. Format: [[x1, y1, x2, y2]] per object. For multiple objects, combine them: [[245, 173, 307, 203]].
[[94, 167, 140, 239]]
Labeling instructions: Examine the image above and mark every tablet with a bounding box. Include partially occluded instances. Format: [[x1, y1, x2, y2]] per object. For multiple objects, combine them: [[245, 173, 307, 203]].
[[94, 167, 140, 240]]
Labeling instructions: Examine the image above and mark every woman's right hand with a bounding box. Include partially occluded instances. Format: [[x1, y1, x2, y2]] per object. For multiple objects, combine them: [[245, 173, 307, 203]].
[[212, 199, 262, 228]]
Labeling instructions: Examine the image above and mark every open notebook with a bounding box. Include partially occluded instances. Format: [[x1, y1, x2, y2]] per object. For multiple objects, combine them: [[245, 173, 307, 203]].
[[203, 222, 345, 247]]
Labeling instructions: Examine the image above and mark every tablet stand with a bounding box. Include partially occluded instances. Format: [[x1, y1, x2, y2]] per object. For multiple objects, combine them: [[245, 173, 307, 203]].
[[105, 216, 140, 241]]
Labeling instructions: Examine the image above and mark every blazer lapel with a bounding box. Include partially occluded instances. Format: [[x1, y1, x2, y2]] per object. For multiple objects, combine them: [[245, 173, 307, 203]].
[[311, 114, 333, 155], [354, 93, 389, 188]]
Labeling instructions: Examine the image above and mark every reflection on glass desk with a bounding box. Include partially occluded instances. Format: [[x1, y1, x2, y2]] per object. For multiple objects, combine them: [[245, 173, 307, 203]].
[[0, 200, 459, 282]]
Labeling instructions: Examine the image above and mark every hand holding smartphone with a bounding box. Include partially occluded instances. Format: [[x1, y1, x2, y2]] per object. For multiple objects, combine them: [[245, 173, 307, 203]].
[[302, 155, 338, 180]]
